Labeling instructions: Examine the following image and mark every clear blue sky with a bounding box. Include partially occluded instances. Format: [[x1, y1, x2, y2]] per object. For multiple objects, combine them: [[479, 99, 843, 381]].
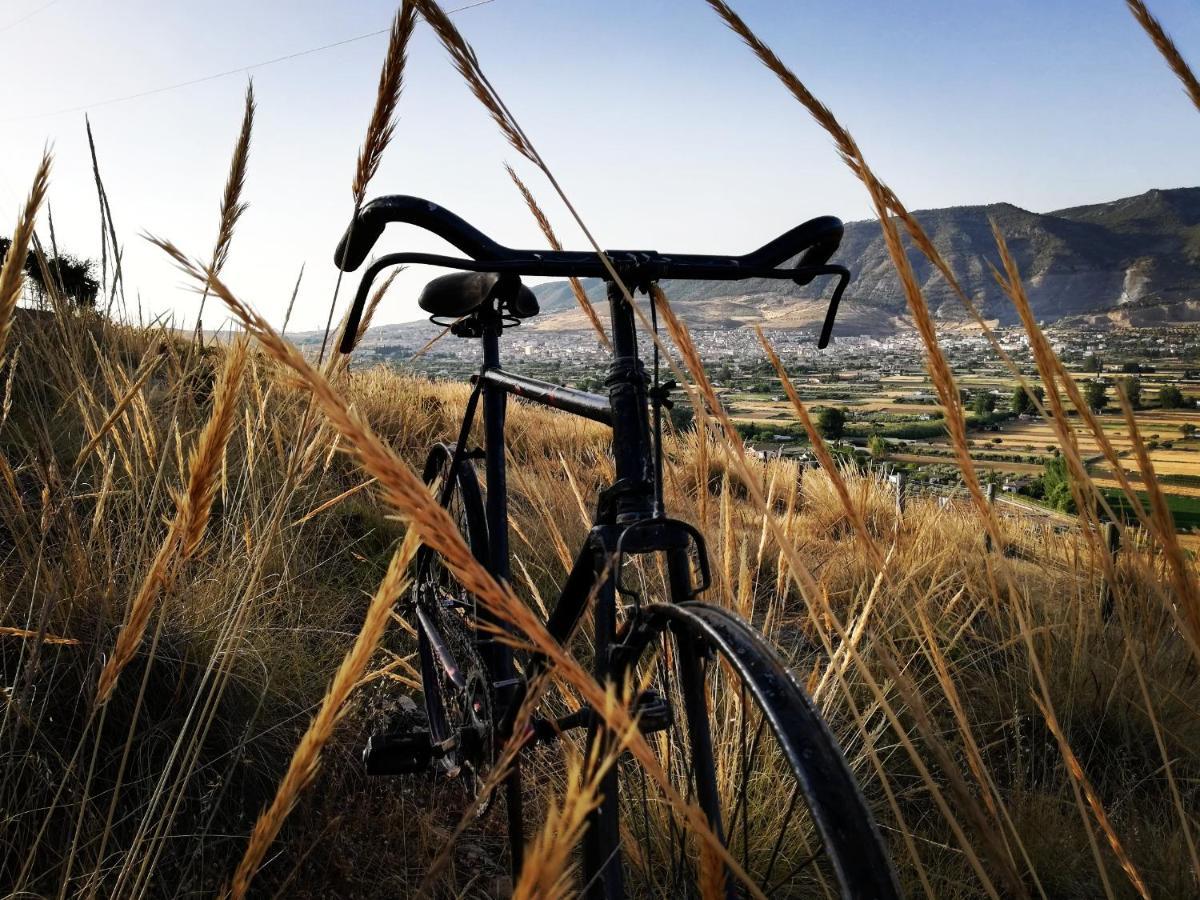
[[2, 0, 1199, 330]]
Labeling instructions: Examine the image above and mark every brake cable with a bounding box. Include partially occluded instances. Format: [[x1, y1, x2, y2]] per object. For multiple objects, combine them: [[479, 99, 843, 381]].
[[648, 284, 672, 519]]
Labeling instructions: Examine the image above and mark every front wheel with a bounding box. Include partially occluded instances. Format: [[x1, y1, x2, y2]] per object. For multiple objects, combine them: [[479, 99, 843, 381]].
[[600, 601, 901, 899]]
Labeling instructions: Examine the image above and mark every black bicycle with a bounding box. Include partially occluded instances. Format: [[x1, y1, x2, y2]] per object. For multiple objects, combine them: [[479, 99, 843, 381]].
[[334, 196, 900, 899]]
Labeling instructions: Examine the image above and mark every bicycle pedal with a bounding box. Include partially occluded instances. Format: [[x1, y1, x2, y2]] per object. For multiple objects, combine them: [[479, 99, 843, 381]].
[[363, 730, 434, 776], [634, 690, 673, 734]]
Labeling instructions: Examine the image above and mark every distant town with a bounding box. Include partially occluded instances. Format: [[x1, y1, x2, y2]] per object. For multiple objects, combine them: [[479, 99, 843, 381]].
[[306, 319, 1200, 543]]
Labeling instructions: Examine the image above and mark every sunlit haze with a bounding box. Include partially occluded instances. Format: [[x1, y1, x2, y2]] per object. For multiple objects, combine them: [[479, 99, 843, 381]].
[[4, 0, 1199, 331]]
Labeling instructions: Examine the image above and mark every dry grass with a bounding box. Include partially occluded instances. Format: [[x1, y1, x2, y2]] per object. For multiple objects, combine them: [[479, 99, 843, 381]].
[[1, 303, 1197, 895], [0, 151, 51, 364], [1126, 0, 1200, 112], [229, 528, 419, 899], [94, 336, 248, 704], [352, 3, 417, 208]]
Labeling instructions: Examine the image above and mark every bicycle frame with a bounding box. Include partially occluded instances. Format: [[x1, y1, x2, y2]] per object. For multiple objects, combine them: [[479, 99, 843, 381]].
[[429, 279, 715, 892], [344, 195, 903, 899]]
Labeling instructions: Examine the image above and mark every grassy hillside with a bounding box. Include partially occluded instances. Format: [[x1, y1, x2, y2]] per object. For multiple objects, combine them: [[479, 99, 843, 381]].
[[0, 304, 1197, 897]]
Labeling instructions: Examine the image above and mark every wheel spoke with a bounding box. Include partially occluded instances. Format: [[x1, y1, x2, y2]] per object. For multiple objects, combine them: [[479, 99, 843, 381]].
[[726, 700, 768, 864], [767, 840, 827, 896], [764, 782, 802, 886]]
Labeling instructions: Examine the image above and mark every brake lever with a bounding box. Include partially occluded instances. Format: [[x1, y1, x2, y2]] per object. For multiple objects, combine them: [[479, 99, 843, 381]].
[[816, 266, 850, 350]]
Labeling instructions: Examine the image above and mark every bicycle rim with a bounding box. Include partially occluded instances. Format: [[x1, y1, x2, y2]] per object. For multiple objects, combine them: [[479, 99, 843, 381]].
[[604, 602, 900, 899], [414, 447, 494, 804]]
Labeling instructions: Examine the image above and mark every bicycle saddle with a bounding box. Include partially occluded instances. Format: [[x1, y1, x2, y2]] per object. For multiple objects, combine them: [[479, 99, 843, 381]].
[[418, 271, 539, 319]]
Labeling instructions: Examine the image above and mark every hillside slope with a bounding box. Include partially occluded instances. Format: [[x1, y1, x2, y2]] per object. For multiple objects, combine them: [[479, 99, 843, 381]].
[[526, 186, 1200, 333]]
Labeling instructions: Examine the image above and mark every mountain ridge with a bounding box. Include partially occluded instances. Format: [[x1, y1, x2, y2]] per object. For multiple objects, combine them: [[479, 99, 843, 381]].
[[522, 186, 1200, 334]]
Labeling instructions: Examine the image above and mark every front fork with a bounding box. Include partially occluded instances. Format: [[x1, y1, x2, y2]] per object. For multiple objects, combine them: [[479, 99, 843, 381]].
[[581, 526, 720, 899]]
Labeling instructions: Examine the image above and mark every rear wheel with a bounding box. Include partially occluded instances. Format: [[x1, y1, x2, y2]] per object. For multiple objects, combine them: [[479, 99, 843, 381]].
[[414, 445, 495, 809], [600, 601, 900, 899]]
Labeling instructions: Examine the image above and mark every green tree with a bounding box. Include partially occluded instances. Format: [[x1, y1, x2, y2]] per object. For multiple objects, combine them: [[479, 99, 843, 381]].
[[1159, 384, 1185, 409], [971, 392, 996, 416], [1041, 455, 1076, 513], [1182, 423, 1197, 440], [0, 236, 99, 308], [1082, 353, 1102, 374], [867, 433, 888, 459], [1117, 376, 1142, 409], [667, 403, 695, 432], [1010, 384, 1045, 415], [817, 406, 847, 440], [1084, 379, 1108, 413]]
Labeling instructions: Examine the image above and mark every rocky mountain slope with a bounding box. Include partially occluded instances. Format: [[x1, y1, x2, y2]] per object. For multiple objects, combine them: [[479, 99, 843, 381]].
[[526, 186, 1200, 334]]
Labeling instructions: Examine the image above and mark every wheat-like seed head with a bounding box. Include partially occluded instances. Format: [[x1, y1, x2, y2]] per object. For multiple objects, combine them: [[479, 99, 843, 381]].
[[326, 267, 403, 379], [987, 233, 1096, 520], [1126, 0, 1200, 113], [850, 147, 1002, 550], [352, 3, 417, 208], [505, 163, 611, 350], [179, 338, 249, 558], [212, 82, 255, 275], [95, 336, 247, 704], [0, 151, 51, 366], [73, 356, 162, 470], [413, 0, 537, 163]]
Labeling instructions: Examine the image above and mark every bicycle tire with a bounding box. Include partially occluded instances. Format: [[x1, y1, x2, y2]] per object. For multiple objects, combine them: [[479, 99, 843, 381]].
[[596, 600, 901, 899], [413, 444, 495, 801]]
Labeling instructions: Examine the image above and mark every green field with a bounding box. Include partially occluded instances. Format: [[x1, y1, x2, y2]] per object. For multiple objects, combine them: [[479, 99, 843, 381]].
[[1105, 489, 1200, 531]]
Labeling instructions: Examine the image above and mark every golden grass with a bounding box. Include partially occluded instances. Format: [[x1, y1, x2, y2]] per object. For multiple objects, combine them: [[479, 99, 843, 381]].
[[95, 336, 248, 704], [0, 151, 51, 364], [229, 528, 420, 899], [505, 163, 610, 351], [195, 82, 254, 336], [352, 3, 417, 208], [1127, 0, 1200, 112]]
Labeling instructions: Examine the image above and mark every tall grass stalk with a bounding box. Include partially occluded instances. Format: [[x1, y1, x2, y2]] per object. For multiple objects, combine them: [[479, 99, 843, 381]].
[[1126, 0, 1200, 112], [505, 163, 610, 350], [195, 81, 255, 339], [95, 337, 248, 704], [0, 151, 51, 365]]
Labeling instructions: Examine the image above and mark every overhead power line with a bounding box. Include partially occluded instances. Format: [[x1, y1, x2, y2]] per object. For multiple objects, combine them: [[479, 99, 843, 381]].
[[0, 0, 65, 35], [2, 0, 497, 123]]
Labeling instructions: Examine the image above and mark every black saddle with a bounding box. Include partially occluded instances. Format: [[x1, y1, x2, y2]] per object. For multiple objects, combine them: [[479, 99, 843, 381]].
[[418, 271, 539, 320]]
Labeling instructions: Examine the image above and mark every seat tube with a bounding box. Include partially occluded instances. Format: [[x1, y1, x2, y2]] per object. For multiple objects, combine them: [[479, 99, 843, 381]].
[[604, 280, 653, 522], [481, 317, 510, 585], [481, 316, 517, 683], [481, 313, 525, 877]]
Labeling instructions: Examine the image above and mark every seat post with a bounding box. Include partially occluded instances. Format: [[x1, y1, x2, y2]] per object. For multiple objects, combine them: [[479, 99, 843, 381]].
[[481, 313, 509, 583], [604, 280, 654, 523]]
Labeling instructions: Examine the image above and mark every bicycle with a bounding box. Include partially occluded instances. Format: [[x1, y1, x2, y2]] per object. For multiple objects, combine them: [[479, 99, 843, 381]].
[[334, 196, 901, 899]]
